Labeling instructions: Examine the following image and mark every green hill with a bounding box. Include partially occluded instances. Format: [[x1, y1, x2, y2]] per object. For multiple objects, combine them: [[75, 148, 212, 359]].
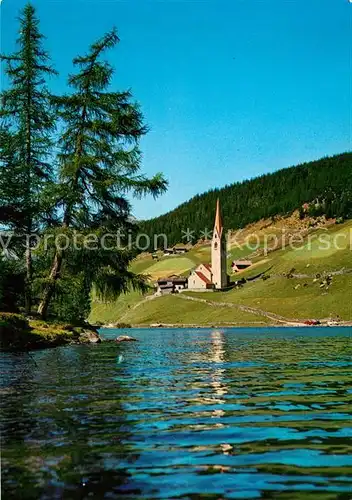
[[141, 153, 352, 250], [90, 152, 352, 327], [89, 219, 352, 326]]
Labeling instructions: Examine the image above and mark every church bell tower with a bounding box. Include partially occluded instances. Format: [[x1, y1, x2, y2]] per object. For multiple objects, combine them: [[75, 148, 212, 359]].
[[211, 199, 228, 289]]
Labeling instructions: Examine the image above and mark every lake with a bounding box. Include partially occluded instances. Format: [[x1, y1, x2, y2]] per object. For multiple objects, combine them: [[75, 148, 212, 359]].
[[1, 327, 352, 499]]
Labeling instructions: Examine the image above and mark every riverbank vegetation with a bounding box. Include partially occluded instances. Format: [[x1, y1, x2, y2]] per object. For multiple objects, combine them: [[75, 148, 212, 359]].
[[0, 3, 167, 332], [0, 312, 101, 350]]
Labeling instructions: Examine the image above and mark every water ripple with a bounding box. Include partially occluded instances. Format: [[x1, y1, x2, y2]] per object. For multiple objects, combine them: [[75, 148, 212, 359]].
[[1, 326, 351, 499]]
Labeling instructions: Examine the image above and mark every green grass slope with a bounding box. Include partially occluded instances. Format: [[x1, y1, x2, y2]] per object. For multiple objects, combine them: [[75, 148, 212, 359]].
[[89, 289, 150, 325], [112, 294, 271, 326], [90, 220, 352, 326]]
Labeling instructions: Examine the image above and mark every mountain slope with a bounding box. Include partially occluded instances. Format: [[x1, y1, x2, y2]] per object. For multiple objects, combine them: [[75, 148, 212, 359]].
[[141, 153, 352, 250]]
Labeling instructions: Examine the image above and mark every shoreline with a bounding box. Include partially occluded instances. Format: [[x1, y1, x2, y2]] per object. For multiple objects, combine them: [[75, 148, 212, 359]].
[[0, 313, 102, 352], [2, 314, 350, 353], [101, 321, 352, 329]]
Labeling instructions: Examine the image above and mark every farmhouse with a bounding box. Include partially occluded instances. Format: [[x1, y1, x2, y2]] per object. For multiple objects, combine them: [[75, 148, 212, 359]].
[[231, 260, 252, 273], [163, 246, 189, 256], [174, 247, 188, 254], [156, 276, 188, 294], [163, 248, 175, 256]]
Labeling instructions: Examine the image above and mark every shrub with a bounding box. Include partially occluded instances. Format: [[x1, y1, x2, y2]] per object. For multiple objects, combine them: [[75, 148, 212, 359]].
[[0, 312, 29, 332], [0, 313, 31, 350]]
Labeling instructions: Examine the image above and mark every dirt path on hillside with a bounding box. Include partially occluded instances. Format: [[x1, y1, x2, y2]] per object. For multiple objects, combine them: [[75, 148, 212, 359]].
[[118, 294, 159, 321], [287, 268, 352, 279]]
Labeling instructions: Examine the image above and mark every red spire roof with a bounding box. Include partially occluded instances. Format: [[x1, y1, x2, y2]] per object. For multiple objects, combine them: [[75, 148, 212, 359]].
[[195, 271, 212, 285], [213, 198, 223, 237]]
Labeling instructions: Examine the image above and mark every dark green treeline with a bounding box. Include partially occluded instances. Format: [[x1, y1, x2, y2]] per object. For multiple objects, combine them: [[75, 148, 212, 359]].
[[141, 153, 352, 249]]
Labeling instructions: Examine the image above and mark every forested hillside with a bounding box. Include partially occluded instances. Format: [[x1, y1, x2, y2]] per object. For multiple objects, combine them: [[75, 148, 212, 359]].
[[141, 153, 352, 249]]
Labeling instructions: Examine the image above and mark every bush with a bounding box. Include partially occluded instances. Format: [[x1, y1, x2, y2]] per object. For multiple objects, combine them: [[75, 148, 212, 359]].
[[0, 260, 25, 312], [0, 312, 31, 350], [49, 272, 91, 324], [115, 322, 132, 329], [0, 312, 29, 331]]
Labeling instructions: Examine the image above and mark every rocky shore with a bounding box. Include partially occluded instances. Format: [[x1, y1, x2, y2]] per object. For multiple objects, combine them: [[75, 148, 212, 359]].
[[0, 313, 101, 351]]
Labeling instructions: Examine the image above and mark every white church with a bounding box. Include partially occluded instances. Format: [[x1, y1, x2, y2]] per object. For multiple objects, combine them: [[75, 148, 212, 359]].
[[188, 199, 228, 290]]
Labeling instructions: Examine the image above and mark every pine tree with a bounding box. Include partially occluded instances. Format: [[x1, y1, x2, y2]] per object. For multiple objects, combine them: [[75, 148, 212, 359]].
[[37, 29, 167, 318], [0, 3, 57, 314], [0, 127, 25, 227]]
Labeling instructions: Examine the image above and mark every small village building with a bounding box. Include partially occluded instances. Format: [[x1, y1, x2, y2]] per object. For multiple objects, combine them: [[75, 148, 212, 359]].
[[156, 276, 188, 294], [163, 246, 189, 256], [188, 269, 214, 290], [172, 277, 188, 292], [231, 260, 252, 273], [173, 247, 188, 254], [163, 248, 175, 256]]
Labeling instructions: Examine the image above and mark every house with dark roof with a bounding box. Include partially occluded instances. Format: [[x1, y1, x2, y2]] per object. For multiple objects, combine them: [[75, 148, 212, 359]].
[[173, 247, 188, 254], [156, 276, 188, 294], [231, 260, 252, 273], [163, 246, 189, 256], [163, 248, 175, 256]]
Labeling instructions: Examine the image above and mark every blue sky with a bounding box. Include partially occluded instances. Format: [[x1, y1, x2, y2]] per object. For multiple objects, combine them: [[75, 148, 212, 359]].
[[2, 0, 351, 219]]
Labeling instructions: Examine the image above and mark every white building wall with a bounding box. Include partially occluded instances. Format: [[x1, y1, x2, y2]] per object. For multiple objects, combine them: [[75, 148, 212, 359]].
[[188, 272, 208, 290], [211, 229, 227, 289]]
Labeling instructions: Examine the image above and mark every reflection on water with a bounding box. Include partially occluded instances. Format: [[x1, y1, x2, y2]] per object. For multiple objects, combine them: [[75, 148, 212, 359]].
[[1, 327, 352, 499]]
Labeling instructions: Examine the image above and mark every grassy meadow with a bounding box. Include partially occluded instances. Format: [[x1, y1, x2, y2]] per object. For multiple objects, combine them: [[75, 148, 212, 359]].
[[89, 218, 352, 326]]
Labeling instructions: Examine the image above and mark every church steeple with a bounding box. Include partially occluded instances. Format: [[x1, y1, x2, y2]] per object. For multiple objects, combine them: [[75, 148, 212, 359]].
[[214, 198, 223, 238], [211, 199, 228, 289]]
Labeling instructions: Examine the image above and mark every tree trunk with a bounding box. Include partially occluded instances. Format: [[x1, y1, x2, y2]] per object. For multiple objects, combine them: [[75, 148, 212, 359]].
[[37, 206, 73, 318], [24, 79, 32, 315], [37, 251, 63, 319], [24, 241, 32, 315], [38, 106, 85, 318]]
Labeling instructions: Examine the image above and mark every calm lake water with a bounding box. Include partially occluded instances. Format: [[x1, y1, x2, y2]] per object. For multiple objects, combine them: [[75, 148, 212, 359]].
[[1, 327, 352, 499]]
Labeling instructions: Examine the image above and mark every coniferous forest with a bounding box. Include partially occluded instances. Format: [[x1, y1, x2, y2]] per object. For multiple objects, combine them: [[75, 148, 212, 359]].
[[141, 153, 352, 250]]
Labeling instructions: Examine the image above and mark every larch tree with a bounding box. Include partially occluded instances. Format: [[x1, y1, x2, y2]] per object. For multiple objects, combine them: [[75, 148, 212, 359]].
[[37, 29, 167, 318], [0, 3, 57, 314]]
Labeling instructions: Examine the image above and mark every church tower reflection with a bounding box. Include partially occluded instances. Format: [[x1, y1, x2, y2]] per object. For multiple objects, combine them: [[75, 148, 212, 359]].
[[185, 330, 233, 457], [208, 330, 233, 456]]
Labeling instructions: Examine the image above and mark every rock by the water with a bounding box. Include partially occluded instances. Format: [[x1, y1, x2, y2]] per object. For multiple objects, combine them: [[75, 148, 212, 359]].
[[115, 335, 138, 342], [79, 330, 101, 343]]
